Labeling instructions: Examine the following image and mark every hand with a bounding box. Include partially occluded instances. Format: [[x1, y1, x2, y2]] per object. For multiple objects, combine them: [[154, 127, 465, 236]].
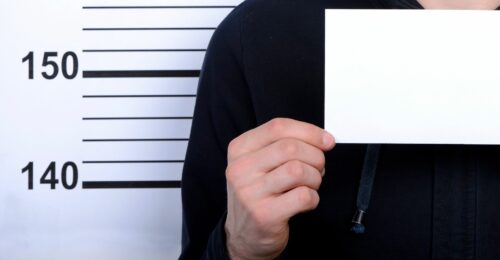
[[224, 118, 336, 259]]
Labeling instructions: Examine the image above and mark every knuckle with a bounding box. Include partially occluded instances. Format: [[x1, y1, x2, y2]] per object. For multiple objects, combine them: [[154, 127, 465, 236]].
[[296, 187, 318, 208], [268, 118, 288, 135], [309, 190, 320, 208], [225, 162, 237, 176], [260, 174, 273, 191], [286, 160, 305, 179], [311, 171, 323, 189], [225, 165, 238, 184], [278, 139, 300, 157], [225, 160, 247, 183], [317, 152, 326, 169], [227, 138, 241, 160]]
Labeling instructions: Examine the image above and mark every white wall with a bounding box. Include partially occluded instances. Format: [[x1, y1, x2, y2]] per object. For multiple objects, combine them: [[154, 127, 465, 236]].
[[0, 0, 241, 259]]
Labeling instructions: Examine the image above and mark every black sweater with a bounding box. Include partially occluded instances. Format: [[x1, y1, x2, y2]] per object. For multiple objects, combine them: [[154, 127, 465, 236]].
[[180, 0, 500, 259]]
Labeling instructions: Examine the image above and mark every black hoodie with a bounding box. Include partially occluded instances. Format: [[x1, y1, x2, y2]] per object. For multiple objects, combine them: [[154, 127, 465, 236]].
[[180, 0, 500, 259]]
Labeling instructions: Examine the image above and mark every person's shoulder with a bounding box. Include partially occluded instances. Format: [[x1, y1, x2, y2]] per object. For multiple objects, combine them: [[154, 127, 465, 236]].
[[218, 0, 335, 27], [217, 0, 374, 34], [210, 0, 374, 55], [214, 0, 323, 41], [224, 0, 324, 23], [228, 0, 374, 17]]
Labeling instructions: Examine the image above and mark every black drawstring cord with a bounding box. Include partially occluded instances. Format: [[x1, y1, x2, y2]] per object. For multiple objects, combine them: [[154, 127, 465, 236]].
[[351, 144, 382, 234]]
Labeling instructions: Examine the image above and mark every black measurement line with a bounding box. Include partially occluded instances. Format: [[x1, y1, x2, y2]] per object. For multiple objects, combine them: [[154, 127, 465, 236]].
[[82, 6, 236, 9], [82, 160, 185, 164], [82, 49, 206, 52], [82, 117, 193, 120], [82, 138, 189, 142], [82, 181, 181, 189], [82, 70, 200, 78], [82, 94, 196, 98], [83, 27, 216, 31]]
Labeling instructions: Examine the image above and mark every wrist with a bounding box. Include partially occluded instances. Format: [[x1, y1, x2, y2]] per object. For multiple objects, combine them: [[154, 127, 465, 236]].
[[225, 227, 275, 260], [225, 224, 245, 260]]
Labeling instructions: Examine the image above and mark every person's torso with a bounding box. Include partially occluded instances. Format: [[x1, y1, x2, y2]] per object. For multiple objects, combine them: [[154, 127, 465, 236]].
[[238, 0, 500, 258]]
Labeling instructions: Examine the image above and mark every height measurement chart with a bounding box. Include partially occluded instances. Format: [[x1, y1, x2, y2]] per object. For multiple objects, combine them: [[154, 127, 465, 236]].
[[0, 0, 241, 259]]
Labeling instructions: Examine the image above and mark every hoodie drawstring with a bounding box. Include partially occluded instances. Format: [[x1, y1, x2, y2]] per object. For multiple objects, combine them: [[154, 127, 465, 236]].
[[351, 144, 382, 234]]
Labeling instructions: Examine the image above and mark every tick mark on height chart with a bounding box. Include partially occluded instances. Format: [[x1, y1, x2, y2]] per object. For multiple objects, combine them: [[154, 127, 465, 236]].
[[82, 180, 181, 189], [82, 49, 206, 53], [82, 94, 196, 98], [82, 70, 200, 78], [82, 5, 236, 9], [82, 160, 185, 164], [83, 27, 216, 31], [82, 117, 193, 120], [82, 138, 189, 142]]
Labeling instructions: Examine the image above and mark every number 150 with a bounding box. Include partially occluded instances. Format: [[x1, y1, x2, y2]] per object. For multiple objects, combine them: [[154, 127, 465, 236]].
[[22, 51, 79, 80]]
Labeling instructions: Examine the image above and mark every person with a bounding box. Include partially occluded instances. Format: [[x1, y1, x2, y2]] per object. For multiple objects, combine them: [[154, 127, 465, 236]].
[[180, 0, 500, 259]]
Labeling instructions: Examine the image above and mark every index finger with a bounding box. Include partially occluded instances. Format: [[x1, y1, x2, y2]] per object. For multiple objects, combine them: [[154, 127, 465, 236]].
[[228, 118, 335, 161]]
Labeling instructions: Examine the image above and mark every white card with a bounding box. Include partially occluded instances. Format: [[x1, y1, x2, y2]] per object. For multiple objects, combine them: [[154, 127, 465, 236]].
[[325, 10, 500, 144]]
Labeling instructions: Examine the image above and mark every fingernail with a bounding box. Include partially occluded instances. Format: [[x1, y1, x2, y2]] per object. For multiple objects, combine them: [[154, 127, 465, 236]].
[[321, 168, 326, 176], [322, 131, 335, 148]]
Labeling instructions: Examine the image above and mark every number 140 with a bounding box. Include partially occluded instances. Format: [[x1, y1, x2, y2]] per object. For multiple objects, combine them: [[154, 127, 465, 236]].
[[21, 162, 79, 190]]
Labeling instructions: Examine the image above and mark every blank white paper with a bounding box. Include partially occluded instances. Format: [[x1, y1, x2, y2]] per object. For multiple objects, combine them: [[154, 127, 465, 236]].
[[325, 10, 500, 144]]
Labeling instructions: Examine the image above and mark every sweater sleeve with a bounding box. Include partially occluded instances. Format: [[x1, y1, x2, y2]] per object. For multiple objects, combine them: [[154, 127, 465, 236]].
[[179, 3, 256, 259]]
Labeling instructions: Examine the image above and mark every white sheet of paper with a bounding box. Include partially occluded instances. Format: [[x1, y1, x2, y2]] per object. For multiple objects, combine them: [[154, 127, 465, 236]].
[[325, 10, 500, 144]]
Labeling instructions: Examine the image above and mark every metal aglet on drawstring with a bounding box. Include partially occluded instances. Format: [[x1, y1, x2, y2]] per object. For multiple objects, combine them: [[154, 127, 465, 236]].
[[351, 144, 381, 234], [351, 209, 366, 234]]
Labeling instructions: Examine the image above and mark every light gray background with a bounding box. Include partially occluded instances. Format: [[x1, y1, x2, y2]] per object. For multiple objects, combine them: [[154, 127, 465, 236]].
[[0, 0, 241, 259]]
